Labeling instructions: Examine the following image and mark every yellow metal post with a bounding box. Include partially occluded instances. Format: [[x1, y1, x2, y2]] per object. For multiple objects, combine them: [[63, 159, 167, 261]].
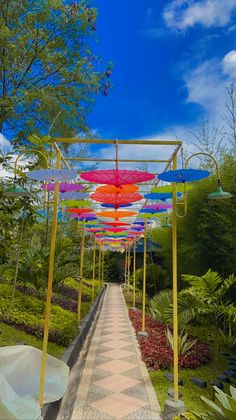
[[38, 149, 61, 407], [77, 217, 86, 324], [172, 154, 179, 402], [92, 236, 96, 303], [127, 242, 130, 293], [98, 241, 102, 289], [132, 236, 136, 308], [101, 242, 105, 285], [142, 220, 147, 333], [124, 246, 127, 288]]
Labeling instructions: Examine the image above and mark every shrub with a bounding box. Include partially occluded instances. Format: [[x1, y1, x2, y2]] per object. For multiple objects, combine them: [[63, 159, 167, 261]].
[[136, 264, 170, 297], [129, 309, 210, 370]]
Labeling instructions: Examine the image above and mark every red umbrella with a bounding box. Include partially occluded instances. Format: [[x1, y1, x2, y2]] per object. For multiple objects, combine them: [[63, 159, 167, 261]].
[[100, 227, 130, 233], [80, 169, 155, 186], [66, 208, 93, 215], [90, 192, 143, 205]]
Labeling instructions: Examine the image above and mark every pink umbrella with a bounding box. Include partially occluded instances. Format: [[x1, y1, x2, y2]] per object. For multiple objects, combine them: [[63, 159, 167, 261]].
[[142, 203, 172, 210], [80, 169, 155, 186]]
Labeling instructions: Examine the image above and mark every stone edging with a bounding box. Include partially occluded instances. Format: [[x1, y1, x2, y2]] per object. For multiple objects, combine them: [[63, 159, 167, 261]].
[[43, 285, 106, 420]]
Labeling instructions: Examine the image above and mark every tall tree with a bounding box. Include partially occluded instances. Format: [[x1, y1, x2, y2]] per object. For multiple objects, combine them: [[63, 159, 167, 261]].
[[0, 0, 111, 143]]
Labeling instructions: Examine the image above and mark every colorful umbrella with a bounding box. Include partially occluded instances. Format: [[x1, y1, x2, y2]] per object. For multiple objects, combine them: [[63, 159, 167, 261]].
[[139, 208, 167, 214], [99, 221, 131, 227], [27, 169, 78, 182], [142, 204, 172, 210], [80, 169, 155, 186], [101, 203, 132, 208], [41, 183, 84, 192], [96, 210, 137, 219], [96, 184, 139, 194], [66, 208, 93, 215], [99, 227, 130, 233], [151, 185, 193, 193], [158, 169, 210, 183], [145, 192, 182, 201], [61, 199, 92, 208], [90, 192, 143, 205], [60, 192, 89, 200]]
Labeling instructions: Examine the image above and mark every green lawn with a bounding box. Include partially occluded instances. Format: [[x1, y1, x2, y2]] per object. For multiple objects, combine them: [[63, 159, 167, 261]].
[[149, 353, 234, 416]]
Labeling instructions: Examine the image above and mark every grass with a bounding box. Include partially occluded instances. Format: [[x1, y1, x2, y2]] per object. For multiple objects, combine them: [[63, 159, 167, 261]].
[[149, 350, 234, 416], [0, 322, 65, 358]]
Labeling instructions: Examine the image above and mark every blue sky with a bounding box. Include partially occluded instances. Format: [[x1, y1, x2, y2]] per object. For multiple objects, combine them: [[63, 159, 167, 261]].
[[88, 0, 236, 143]]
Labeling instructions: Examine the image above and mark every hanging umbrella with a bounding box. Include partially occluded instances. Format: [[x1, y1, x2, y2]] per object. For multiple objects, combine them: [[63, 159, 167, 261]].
[[142, 203, 172, 210], [99, 227, 130, 233], [137, 212, 165, 219], [145, 192, 182, 201], [60, 192, 89, 200], [99, 221, 131, 227], [80, 169, 155, 186], [27, 169, 78, 182], [96, 184, 139, 193], [41, 183, 84, 192], [139, 208, 167, 214], [101, 203, 132, 208], [61, 199, 92, 208], [151, 185, 194, 193], [90, 192, 143, 205], [66, 208, 93, 215], [158, 169, 210, 183], [96, 210, 137, 219]]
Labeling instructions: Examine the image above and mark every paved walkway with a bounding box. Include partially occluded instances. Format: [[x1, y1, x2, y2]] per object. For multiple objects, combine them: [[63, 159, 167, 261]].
[[71, 283, 162, 419]]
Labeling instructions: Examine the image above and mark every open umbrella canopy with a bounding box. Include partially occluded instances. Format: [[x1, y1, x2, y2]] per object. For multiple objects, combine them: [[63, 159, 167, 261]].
[[61, 199, 91, 208], [99, 227, 130, 233], [96, 184, 139, 194], [80, 169, 155, 186], [96, 210, 137, 219], [59, 192, 89, 200], [137, 212, 165, 219], [66, 208, 93, 215], [90, 192, 143, 205], [27, 169, 78, 182], [99, 221, 131, 227], [139, 208, 167, 214], [41, 183, 84, 192], [158, 169, 210, 183], [101, 203, 132, 208], [142, 203, 172, 210], [85, 228, 103, 233], [151, 185, 193, 193]]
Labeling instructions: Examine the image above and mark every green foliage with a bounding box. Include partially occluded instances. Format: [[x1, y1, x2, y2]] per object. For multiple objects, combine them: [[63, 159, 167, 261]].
[[151, 156, 236, 279], [149, 289, 195, 328], [165, 328, 198, 356], [136, 263, 170, 297], [150, 354, 229, 413], [193, 386, 236, 419], [0, 322, 64, 358], [0, 0, 112, 139]]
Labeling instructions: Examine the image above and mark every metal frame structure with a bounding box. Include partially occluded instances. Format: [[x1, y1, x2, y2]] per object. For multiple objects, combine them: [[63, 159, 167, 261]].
[[39, 137, 182, 406]]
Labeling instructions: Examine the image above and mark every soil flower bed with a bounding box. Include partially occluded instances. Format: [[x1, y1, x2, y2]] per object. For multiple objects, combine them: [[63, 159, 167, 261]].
[[129, 309, 210, 370]]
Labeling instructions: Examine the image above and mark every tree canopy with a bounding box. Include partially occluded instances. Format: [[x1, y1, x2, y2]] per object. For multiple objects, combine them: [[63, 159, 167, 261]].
[[0, 0, 111, 142]]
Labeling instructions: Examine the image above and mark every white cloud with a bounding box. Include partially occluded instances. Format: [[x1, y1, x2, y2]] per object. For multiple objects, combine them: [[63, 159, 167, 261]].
[[222, 50, 236, 76], [164, 0, 236, 31], [183, 59, 226, 115]]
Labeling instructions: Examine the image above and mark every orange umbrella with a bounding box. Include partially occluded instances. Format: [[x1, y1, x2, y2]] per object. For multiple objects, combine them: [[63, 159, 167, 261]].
[[91, 192, 143, 205], [96, 210, 137, 219], [96, 184, 139, 194]]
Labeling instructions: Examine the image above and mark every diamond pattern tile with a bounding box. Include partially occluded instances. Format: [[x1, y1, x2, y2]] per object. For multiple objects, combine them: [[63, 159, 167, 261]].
[[98, 349, 135, 359], [91, 393, 148, 418], [102, 340, 131, 349], [102, 333, 130, 340], [96, 360, 137, 374], [93, 374, 141, 392]]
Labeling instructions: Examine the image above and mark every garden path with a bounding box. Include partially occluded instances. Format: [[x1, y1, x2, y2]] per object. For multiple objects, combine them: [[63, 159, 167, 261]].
[[70, 283, 162, 419]]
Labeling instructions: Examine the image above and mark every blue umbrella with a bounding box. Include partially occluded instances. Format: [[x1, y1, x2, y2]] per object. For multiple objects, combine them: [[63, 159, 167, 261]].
[[158, 169, 210, 183]]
